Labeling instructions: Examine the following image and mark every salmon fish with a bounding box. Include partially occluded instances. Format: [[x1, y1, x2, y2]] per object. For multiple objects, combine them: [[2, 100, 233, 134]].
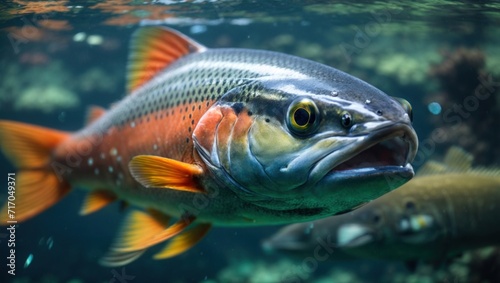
[[263, 147, 500, 263], [0, 27, 417, 266]]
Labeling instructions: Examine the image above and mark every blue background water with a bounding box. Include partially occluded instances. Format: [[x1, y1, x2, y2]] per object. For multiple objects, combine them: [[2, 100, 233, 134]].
[[1, 1, 499, 282]]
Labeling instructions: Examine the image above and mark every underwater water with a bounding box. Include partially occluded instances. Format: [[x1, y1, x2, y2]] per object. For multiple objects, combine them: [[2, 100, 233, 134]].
[[0, 0, 500, 282]]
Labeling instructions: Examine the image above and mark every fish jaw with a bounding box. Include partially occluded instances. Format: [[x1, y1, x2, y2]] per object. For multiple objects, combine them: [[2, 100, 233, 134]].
[[337, 223, 377, 248], [262, 223, 316, 252], [307, 121, 417, 196]]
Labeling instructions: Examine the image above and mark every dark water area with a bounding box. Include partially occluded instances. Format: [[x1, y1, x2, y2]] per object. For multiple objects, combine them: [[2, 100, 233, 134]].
[[0, 1, 500, 283]]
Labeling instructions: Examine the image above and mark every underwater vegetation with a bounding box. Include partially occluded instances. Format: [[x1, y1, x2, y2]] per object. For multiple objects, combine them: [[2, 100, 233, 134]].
[[0, 1, 499, 283], [0, 61, 121, 114], [427, 48, 500, 165]]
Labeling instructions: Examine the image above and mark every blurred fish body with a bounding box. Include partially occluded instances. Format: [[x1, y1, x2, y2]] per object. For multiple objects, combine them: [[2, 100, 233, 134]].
[[264, 147, 500, 262], [0, 27, 417, 266]]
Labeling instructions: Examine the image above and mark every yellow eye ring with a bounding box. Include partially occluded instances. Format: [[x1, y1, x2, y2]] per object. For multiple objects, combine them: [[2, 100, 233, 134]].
[[392, 97, 413, 122], [287, 98, 320, 136]]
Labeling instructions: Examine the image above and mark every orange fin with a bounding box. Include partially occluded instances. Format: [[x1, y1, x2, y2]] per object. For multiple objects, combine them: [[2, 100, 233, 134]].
[[154, 223, 211, 259], [85, 106, 106, 126], [79, 190, 116, 216], [129, 155, 204, 193], [113, 213, 195, 253], [99, 250, 146, 267], [127, 27, 207, 93], [0, 121, 71, 223], [109, 209, 171, 252], [0, 120, 69, 168]]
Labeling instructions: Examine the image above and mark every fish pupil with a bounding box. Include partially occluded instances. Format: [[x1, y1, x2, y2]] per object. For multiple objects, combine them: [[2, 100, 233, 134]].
[[341, 112, 352, 128], [294, 108, 311, 126]]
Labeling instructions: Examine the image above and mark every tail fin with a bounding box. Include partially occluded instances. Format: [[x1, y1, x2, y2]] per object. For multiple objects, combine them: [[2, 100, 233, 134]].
[[0, 120, 71, 224]]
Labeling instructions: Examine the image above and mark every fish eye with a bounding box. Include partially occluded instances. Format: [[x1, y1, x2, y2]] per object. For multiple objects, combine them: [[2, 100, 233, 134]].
[[405, 200, 416, 211], [341, 111, 352, 128], [393, 97, 413, 122], [287, 98, 320, 136]]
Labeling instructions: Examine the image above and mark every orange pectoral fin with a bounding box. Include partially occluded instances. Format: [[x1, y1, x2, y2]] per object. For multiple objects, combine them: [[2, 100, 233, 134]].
[[128, 155, 205, 193]]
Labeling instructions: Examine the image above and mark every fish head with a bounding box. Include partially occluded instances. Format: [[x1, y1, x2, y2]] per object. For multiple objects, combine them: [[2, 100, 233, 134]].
[[262, 222, 319, 253], [194, 76, 418, 218], [336, 196, 441, 252], [336, 204, 391, 249], [392, 197, 442, 244]]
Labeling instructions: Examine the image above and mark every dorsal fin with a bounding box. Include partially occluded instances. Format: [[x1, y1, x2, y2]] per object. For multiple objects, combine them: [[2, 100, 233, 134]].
[[416, 161, 447, 177], [443, 146, 472, 172], [464, 167, 500, 178], [127, 27, 207, 93], [85, 106, 107, 126], [417, 146, 473, 176]]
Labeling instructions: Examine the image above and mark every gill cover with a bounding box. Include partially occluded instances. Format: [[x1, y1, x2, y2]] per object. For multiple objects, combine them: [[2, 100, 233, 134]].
[[192, 78, 360, 197]]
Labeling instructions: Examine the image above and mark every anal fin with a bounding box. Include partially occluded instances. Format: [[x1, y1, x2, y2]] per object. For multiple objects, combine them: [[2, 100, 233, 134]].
[[154, 223, 211, 259], [99, 250, 145, 267], [79, 190, 116, 216]]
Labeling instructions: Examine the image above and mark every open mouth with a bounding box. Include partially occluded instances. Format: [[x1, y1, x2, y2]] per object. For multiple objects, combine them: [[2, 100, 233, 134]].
[[332, 136, 409, 172], [305, 122, 418, 190], [337, 224, 375, 248], [327, 122, 417, 175]]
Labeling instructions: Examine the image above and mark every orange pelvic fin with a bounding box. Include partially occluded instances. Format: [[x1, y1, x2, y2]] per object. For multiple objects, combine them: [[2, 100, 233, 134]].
[[127, 26, 207, 93], [85, 105, 107, 126], [100, 210, 197, 266], [0, 120, 71, 223], [129, 155, 205, 193], [79, 190, 116, 216], [154, 223, 211, 259], [113, 213, 196, 253], [111, 209, 171, 251]]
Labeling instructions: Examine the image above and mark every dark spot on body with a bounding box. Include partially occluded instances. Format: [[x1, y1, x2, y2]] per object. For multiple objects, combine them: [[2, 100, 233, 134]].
[[232, 102, 244, 114]]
